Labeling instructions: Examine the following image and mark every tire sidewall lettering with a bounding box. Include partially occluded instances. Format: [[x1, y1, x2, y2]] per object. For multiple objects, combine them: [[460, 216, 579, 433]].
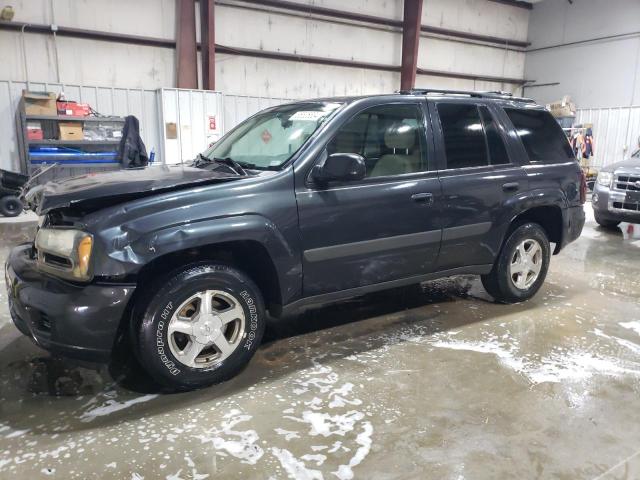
[[155, 301, 181, 375], [239, 290, 259, 350], [153, 285, 261, 374]]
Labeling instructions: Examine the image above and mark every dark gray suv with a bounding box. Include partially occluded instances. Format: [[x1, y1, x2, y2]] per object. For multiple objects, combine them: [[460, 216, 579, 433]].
[[5, 89, 586, 390]]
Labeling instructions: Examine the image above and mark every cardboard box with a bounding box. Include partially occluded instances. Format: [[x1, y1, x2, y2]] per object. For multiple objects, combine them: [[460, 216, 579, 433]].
[[57, 101, 91, 117], [547, 95, 576, 118], [23, 91, 57, 116], [58, 122, 84, 141]]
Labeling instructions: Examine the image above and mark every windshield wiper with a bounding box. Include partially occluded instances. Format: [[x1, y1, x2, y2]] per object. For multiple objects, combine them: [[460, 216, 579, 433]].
[[212, 157, 248, 175], [193, 154, 253, 176]]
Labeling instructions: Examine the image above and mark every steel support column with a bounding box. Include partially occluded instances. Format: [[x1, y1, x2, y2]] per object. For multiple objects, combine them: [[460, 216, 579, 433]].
[[400, 0, 423, 91], [200, 0, 215, 90], [176, 0, 198, 89]]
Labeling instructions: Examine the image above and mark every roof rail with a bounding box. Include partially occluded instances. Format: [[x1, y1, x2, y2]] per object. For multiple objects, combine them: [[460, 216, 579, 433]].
[[398, 88, 536, 103]]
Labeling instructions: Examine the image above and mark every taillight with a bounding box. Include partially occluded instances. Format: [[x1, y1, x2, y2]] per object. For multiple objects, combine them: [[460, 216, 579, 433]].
[[579, 170, 587, 204]]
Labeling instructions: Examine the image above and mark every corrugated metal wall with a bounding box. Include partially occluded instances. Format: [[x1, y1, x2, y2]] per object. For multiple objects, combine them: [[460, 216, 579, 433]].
[[0, 81, 291, 174], [575, 106, 640, 168], [159, 89, 224, 165], [5, 83, 638, 174]]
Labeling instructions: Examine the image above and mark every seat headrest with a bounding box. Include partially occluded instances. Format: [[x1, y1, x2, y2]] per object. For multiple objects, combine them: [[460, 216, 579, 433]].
[[384, 122, 415, 150]]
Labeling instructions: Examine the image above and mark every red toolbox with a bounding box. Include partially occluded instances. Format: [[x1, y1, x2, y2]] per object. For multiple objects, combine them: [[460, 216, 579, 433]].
[[57, 101, 91, 117], [26, 121, 44, 140]]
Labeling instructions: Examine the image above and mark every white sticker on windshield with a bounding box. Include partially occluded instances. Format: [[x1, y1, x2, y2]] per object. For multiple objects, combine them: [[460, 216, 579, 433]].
[[289, 111, 325, 121]]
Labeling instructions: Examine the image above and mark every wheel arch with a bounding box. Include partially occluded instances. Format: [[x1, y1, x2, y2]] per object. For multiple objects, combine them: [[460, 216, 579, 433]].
[[134, 239, 283, 310], [508, 205, 564, 254], [110, 237, 283, 358], [107, 214, 297, 357]]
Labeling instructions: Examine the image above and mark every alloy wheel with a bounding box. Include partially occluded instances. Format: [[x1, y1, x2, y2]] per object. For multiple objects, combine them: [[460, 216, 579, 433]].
[[509, 239, 543, 290], [167, 290, 245, 368]]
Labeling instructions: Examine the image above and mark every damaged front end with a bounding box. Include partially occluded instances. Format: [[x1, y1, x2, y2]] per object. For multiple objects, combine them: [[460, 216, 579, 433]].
[[26, 164, 243, 215], [22, 165, 248, 285], [5, 164, 263, 361]]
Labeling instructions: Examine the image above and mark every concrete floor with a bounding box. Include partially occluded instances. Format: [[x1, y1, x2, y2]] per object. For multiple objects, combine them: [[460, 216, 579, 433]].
[[0, 204, 639, 479]]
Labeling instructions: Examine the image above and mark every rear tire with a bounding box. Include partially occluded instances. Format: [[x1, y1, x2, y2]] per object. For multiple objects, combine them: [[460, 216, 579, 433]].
[[134, 263, 266, 391], [0, 195, 23, 217], [594, 212, 620, 229], [481, 222, 550, 304]]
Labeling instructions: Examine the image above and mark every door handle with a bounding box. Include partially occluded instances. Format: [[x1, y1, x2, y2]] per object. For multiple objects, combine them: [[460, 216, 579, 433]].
[[411, 193, 434, 205], [502, 182, 519, 192]]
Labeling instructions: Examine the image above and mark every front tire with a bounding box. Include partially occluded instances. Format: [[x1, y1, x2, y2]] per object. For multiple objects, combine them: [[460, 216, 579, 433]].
[[481, 222, 550, 304], [135, 263, 266, 391]]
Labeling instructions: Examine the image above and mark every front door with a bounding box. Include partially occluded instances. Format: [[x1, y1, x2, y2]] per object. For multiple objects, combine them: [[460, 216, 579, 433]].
[[295, 101, 442, 297]]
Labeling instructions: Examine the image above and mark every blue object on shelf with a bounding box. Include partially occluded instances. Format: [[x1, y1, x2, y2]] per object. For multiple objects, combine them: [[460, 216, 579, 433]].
[[29, 146, 119, 164], [31, 159, 120, 165]]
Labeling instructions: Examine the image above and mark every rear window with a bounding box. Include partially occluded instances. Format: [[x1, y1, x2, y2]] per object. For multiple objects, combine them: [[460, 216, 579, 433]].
[[504, 108, 574, 163]]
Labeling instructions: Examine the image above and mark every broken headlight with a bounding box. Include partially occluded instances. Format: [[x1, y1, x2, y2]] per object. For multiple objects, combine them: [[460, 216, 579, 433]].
[[35, 229, 94, 281]]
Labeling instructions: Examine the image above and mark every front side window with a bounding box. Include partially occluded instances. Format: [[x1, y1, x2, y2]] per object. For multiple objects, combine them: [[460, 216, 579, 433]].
[[504, 108, 574, 163], [437, 103, 488, 169], [327, 104, 428, 178], [202, 102, 342, 170]]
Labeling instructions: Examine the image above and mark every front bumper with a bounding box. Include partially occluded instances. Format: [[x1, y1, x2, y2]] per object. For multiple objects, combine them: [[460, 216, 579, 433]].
[[5, 244, 135, 362], [592, 184, 640, 223]]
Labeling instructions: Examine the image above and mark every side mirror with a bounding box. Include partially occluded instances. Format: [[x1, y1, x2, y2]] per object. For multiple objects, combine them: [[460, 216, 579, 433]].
[[312, 153, 366, 184]]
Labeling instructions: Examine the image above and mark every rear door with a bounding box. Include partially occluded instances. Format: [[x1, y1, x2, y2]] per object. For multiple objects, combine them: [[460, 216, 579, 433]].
[[295, 100, 442, 297], [429, 100, 528, 270]]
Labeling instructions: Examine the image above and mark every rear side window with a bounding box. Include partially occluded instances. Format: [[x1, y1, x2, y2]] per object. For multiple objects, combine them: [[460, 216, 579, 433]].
[[479, 106, 510, 165], [437, 103, 488, 169], [504, 108, 574, 163]]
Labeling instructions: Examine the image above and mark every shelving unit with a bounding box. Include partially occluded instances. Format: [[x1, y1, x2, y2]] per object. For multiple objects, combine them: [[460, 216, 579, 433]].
[[16, 99, 126, 185], [25, 114, 124, 122]]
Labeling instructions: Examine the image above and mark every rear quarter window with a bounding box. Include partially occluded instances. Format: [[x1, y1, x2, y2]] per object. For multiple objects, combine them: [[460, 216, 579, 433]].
[[504, 108, 574, 164]]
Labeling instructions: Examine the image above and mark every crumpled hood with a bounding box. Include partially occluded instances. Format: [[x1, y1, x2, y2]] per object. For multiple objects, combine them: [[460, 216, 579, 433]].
[[28, 165, 242, 214]]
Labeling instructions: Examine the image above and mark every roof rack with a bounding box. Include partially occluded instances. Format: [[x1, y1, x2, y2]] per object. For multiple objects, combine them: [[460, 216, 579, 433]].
[[398, 88, 536, 103]]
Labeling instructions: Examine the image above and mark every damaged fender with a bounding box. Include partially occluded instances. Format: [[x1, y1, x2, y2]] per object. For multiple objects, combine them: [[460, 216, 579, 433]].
[[105, 213, 298, 303]]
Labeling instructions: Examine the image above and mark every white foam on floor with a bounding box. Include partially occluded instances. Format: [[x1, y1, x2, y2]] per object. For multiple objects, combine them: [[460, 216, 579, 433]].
[[271, 447, 324, 480], [431, 332, 640, 385], [79, 393, 158, 422], [620, 321, 640, 336], [194, 409, 264, 465], [332, 421, 373, 480]]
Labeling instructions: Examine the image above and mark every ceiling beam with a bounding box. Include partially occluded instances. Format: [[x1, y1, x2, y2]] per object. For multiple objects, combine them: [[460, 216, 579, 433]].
[[400, 0, 423, 91], [487, 0, 533, 10], [176, 0, 198, 89], [200, 0, 216, 90], [0, 20, 531, 86], [226, 0, 529, 48]]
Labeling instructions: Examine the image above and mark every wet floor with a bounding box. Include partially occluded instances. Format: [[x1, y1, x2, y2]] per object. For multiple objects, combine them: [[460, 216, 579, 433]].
[[0, 204, 639, 479]]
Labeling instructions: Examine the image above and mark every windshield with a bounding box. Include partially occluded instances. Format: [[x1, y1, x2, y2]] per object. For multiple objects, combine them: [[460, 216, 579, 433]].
[[201, 102, 343, 170]]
